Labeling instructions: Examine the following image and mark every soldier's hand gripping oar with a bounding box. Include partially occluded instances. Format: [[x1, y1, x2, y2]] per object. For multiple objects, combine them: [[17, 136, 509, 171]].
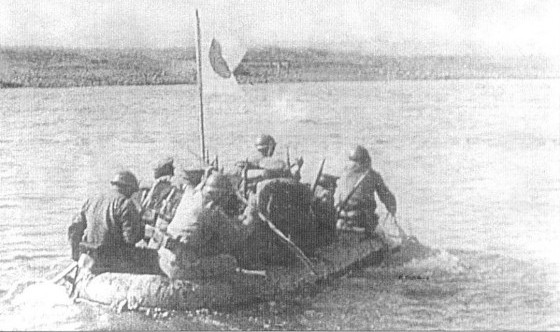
[[258, 198, 318, 276]]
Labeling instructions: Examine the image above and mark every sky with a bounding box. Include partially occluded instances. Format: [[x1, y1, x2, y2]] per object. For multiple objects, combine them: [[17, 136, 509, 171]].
[[0, 0, 559, 56]]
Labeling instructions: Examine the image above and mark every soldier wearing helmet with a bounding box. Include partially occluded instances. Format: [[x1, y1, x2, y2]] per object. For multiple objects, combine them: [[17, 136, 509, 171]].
[[68, 170, 160, 274], [142, 157, 190, 235], [334, 145, 397, 235], [312, 173, 339, 242], [234, 134, 277, 172], [156, 172, 257, 279], [255, 134, 276, 158]]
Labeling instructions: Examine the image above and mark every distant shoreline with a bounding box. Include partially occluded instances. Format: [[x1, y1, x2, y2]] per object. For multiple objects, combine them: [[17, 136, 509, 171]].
[[1, 47, 559, 89]]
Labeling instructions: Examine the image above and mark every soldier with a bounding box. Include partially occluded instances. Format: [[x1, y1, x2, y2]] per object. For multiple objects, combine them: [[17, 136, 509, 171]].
[[249, 135, 303, 180], [68, 170, 160, 274], [142, 157, 186, 232], [312, 173, 339, 243], [250, 134, 277, 167], [156, 173, 257, 280], [334, 145, 397, 235]]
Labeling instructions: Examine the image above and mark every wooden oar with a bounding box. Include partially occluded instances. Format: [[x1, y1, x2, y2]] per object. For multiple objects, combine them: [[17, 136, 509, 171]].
[[391, 215, 409, 241], [48, 262, 78, 284], [258, 211, 317, 276]]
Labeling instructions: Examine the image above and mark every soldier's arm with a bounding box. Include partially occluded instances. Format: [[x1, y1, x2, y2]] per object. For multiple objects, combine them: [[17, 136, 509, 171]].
[[68, 201, 88, 260], [120, 199, 144, 245], [68, 204, 87, 243], [372, 171, 397, 215]]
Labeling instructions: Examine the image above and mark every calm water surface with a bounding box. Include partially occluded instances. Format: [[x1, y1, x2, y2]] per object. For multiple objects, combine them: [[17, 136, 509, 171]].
[[0, 79, 559, 330]]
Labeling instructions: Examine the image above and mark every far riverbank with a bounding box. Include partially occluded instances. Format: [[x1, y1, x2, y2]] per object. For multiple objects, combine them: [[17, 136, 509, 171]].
[[1, 47, 558, 88]]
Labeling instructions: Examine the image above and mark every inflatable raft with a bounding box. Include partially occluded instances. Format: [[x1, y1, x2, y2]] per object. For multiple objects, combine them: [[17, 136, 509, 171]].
[[71, 172, 394, 311], [73, 231, 389, 311]]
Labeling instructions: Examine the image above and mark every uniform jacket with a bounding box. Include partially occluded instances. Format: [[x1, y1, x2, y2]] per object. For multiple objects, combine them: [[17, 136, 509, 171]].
[[334, 162, 396, 214], [68, 189, 143, 261], [165, 191, 255, 258]]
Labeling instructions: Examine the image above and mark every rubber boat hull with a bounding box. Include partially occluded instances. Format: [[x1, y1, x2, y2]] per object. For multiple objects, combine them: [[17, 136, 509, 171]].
[[75, 232, 388, 310]]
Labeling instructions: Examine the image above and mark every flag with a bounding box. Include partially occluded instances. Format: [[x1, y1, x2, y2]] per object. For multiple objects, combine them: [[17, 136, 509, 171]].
[[208, 38, 232, 79]]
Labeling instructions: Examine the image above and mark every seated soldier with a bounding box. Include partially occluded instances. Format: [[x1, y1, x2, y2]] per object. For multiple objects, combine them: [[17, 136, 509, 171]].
[[143, 157, 187, 232], [311, 173, 339, 244], [155, 173, 258, 280], [334, 145, 397, 236], [238, 157, 295, 197], [245, 134, 277, 169], [68, 171, 161, 275], [233, 175, 320, 269]]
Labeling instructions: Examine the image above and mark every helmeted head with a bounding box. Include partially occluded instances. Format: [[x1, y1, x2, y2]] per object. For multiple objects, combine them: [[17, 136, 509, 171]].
[[348, 145, 371, 166], [202, 173, 232, 202], [255, 134, 276, 157], [110, 170, 139, 197], [152, 157, 174, 179]]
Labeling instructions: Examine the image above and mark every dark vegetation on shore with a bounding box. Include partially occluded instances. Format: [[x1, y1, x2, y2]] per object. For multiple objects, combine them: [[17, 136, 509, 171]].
[[1, 46, 558, 88]]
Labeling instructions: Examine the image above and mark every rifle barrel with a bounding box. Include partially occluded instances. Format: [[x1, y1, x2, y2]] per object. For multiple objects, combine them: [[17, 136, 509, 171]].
[[337, 171, 369, 216]]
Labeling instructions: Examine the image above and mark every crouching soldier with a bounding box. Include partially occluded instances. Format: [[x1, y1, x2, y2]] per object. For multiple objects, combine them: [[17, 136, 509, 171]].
[[68, 170, 161, 274], [334, 145, 397, 236], [234, 172, 319, 269], [311, 173, 339, 244], [155, 173, 257, 280], [142, 158, 188, 249]]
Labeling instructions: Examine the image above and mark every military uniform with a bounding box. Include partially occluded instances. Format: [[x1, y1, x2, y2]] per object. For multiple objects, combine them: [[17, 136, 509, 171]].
[[142, 158, 189, 245], [68, 171, 160, 274], [334, 146, 396, 234], [156, 175, 256, 280], [233, 178, 318, 268], [312, 174, 339, 243]]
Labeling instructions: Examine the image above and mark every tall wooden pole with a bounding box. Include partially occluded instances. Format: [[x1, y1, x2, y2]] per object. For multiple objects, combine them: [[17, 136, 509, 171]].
[[195, 9, 206, 164]]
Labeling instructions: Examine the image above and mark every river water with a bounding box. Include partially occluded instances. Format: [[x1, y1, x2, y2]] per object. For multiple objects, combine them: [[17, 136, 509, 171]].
[[0, 79, 559, 330]]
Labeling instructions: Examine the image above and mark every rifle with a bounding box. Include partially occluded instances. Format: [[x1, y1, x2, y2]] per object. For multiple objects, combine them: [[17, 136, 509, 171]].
[[311, 158, 326, 194], [242, 159, 249, 198], [336, 171, 369, 218]]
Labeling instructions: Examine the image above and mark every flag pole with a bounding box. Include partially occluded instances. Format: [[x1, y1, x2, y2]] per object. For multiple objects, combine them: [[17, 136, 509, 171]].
[[195, 9, 206, 164]]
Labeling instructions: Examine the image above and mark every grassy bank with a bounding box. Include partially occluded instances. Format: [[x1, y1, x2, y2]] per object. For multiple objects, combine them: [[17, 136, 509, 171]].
[[1, 46, 558, 88]]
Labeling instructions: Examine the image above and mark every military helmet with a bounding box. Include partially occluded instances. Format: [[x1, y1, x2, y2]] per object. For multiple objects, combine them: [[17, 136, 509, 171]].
[[152, 157, 174, 178], [203, 173, 232, 193], [349, 145, 371, 164], [110, 170, 139, 191], [255, 134, 276, 150], [152, 157, 174, 171]]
